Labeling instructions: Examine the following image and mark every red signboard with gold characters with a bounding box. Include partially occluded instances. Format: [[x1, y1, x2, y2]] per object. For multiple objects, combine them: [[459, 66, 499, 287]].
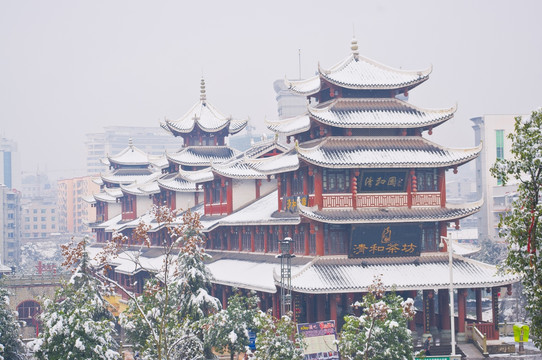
[[350, 224, 421, 258]]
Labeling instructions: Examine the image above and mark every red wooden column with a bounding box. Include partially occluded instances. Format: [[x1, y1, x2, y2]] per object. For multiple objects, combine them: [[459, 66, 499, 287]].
[[457, 289, 468, 334], [329, 294, 338, 325], [304, 225, 310, 255], [476, 288, 483, 322], [315, 224, 324, 256], [439, 168, 446, 207], [439, 289, 451, 330], [264, 228, 268, 253], [250, 228, 255, 252], [226, 180, 233, 214], [316, 294, 326, 321], [306, 295, 314, 323], [222, 286, 229, 310], [277, 176, 282, 210], [314, 168, 323, 210]]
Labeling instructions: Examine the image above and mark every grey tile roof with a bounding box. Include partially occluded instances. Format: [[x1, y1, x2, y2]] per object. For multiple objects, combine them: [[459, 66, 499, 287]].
[[286, 52, 431, 96], [167, 146, 239, 166], [265, 114, 311, 136], [298, 200, 482, 224], [309, 98, 456, 129], [157, 173, 199, 192], [162, 99, 248, 135], [286, 254, 518, 294], [296, 136, 482, 169], [212, 150, 299, 179]]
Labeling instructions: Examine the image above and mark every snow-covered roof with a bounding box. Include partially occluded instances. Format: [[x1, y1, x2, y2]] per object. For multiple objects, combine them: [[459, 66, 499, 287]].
[[107, 140, 153, 167], [266, 114, 311, 136], [207, 190, 300, 227], [167, 146, 239, 167], [161, 79, 248, 136], [298, 200, 483, 224], [296, 136, 482, 169], [158, 173, 199, 192], [285, 38, 431, 96], [206, 252, 312, 293], [285, 254, 518, 294], [211, 150, 299, 179], [101, 168, 161, 185], [309, 98, 455, 129]]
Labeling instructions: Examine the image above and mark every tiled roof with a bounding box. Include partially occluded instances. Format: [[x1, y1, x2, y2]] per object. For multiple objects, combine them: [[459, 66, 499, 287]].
[[107, 142, 152, 167], [319, 53, 431, 90], [177, 168, 215, 183], [298, 200, 482, 224], [101, 168, 160, 185], [265, 114, 311, 136], [162, 99, 248, 135], [285, 41, 431, 96], [243, 139, 291, 159], [309, 98, 456, 129], [210, 190, 300, 227], [286, 254, 518, 294], [93, 191, 118, 203], [297, 136, 482, 169], [167, 146, 238, 166], [212, 150, 299, 179], [158, 173, 199, 192], [205, 252, 312, 293]]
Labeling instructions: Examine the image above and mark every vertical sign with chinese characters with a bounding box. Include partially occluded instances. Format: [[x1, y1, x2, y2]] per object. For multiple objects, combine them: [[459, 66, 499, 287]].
[[350, 224, 421, 258]]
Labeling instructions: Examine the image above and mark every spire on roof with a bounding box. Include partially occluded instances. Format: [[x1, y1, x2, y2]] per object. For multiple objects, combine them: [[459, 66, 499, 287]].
[[200, 78, 206, 103], [129, 138, 134, 151], [351, 37, 359, 60]]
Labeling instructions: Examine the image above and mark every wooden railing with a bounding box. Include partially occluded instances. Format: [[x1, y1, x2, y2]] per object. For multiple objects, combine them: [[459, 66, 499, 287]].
[[475, 322, 499, 340], [472, 325, 489, 358]]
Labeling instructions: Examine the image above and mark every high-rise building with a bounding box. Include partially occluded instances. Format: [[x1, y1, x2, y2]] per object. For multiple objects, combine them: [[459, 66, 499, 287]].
[[0, 137, 21, 191], [85, 126, 180, 175], [21, 198, 58, 239], [0, 184, 21, 266], [57, 176, 100, 234], [471, 114, 527, 241], [273, 79, 307, 119]]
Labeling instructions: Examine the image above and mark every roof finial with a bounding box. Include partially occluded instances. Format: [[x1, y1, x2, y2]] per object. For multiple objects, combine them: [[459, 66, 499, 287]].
[[200, 77, 206, 102], [351, 36, 359, 60], [129, 137, 133, 148]]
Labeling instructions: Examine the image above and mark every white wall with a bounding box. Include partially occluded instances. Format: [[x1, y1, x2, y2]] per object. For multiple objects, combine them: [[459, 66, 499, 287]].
[[232, 179, 256, 211]]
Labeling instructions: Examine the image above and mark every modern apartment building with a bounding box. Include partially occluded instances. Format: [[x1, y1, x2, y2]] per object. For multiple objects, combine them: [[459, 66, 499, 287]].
[[57, 176, 100, 234], [21, 198, 58, 239], [0, 137, 21, 191], [0, 184, 21, 266], [471, 114, 527, 241], [85, 126, 180, 175]]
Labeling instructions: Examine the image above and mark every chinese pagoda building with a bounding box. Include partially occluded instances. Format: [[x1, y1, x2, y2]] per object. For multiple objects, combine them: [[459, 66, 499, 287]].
[[195, 39, 516, 342]]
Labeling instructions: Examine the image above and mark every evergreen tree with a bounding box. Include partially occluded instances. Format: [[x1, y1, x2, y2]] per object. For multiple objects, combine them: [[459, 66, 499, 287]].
[[249, 310, 304, 360], [0, 285, 27, 360], [110, 206, 219, 360], [204, 291, 260, 360], [30, 239, 120, 360], [337, 276, 415, 360], [490, 109, 542, 347]]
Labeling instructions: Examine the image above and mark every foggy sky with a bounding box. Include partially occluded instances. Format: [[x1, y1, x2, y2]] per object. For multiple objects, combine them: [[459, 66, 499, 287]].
[[1, 0, 541, 179]]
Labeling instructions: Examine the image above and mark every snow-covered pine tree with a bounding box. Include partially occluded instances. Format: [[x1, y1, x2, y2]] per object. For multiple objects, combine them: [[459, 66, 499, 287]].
[[0, 285, 27, 360], [204, 291, 260, 360], [337, 275, 415, 360], [30, 238, 120, 360]]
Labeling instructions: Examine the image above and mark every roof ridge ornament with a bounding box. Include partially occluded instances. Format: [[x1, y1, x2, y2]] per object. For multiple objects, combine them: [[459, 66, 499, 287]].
[[129, 137, 134, 151], [200, 77, 206, 103], [351, 37, 359, 61]]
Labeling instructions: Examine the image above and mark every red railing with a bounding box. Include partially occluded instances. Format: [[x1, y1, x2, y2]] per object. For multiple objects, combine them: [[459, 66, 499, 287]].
[[475, 323, 499, 340]]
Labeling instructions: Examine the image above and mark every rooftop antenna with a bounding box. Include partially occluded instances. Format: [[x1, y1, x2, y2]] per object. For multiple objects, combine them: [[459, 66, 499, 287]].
[[298, 49, 302, 80]]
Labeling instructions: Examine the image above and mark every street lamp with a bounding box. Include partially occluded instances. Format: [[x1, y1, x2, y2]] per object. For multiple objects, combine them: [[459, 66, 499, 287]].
[[439, 236, 456, 356], [278, 237, 295, 316]]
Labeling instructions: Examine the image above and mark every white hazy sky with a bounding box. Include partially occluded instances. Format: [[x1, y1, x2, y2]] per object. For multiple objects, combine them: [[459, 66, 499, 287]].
[[1, 0, 541, 179]]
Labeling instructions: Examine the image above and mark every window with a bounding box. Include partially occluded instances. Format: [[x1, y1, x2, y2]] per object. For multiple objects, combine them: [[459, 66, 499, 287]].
[[25, 217, 30, 222], [41, 224, 46, 229], [41, 217, 46, 221], [41, 209, 46, 213], [416, 169, 438, 192], [33, 225, 38, 230], [18, 300, 41, 326], [322, 169, 350, 193], [33, 217, 37, 221], [496, 130, 504, 185]]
